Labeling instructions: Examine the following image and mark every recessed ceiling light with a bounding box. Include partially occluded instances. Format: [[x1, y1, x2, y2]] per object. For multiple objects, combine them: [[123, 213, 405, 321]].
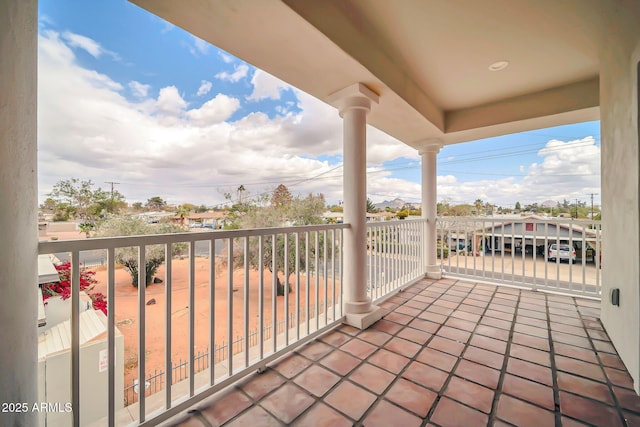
[[488, 60, 509, 71]]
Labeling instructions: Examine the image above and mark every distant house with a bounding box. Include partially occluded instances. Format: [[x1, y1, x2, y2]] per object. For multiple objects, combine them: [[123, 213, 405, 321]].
[[173, 211, 227, 229]]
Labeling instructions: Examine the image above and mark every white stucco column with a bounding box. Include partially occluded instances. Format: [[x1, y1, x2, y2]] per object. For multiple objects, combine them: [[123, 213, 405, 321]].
[[420, 141, 443, 279], [0, 1, 39, 426], [329, 83, 382, 329]]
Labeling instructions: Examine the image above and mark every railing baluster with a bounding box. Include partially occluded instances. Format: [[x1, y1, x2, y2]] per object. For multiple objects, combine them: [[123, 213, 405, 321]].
[[71, 250, 80, 426], [227, 239, 233, 376], [258, 235, 264, 360], [314, 231, 319, 331], [295, 233, 300, 340], [189, 241, 195, 396], [165, 244, 173, 404], [209, 239, 215, 386], [244, 236, 250, 368], [323, 230, 328, 325], [331, 228, 336, 321], [138, 245, 146, 422], [272, 234, 277, 353], [284, 233, 289, 346], [107, 247, 115, 427], [305, 232, 310, 336]]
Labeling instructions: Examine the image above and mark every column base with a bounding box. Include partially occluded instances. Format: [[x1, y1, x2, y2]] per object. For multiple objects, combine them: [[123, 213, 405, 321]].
[[426, 264, 442, 280], [344, 305, 383, 329]]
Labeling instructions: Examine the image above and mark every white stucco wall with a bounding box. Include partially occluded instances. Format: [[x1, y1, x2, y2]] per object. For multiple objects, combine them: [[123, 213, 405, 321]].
[[598, 0, 640, 394], [0, 1, 39, 425]]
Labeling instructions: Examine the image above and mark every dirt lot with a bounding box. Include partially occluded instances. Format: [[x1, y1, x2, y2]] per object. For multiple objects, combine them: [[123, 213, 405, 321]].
[[91, 258, 336, 388]]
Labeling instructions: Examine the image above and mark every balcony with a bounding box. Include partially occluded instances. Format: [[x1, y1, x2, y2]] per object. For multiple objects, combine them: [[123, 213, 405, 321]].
[[35, 218, 640, 426]]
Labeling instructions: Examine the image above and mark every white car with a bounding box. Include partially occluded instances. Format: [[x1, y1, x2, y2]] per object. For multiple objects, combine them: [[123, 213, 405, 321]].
[[548, 243, 576, 263]]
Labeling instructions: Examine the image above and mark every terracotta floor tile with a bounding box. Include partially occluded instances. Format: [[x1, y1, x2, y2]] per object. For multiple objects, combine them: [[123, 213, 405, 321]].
[[496, 394, 555, 427], [458, 303, 486, 314], [587, 328, 610, 341], [454, 358, 500, 389], [502, 373, 555, 410], [560, 416, 591, 427], [583, 318, 605, 330], [428, 336, 465, 357], [373, 319, 403, 335], [430, 396, 489, 427], [319, 350, 361, 376], [485, 309, 515, 321], [418, 311, 448, 324], [325, 381, 376, 420], [552, 331, 592, 349], [463, 345, 504, 370], [395, 305, 422, 317], [550, 322, 588, 337], [475, 324, 510, 341], [515, 315, 548, 329], [599, 352, 627, 370], [362, 399, 422, 427], [451, 309, 481, 323], [489, 303, 516, 315], [554, 342, 599, 364], [409, 318, 441, 333], [550, 314, 584, 327], [225, 406, 281, 427], [384, 311, 414, 325], [445, 316, 477, 332], [462, 298, 489, 309], [517, 308, 548, 321], [368, 348, 410, 374], [604, 366, 635, 389], [506, 357, 553, 386], [437, 325, 472, 343], [469, 334, 508, 354], [173, 415, 207, 427], [480, 316, 512, 330], [292, 364, 340, 397], [555, 355, 606, 382], [593, 339, 617, 354], [559, 391, 623, 427], [416, 347, 459, 372], [271, 353, 312, 379], [200, 390, 253, 426], [623, 410, 640, 427], [259, 383, 314, 424], [513, 323, 549, 339], [296, 340, 334, 361], [511, 332, 550, 351], [357, 328, 392, 346], [613, 386, 640, 412], [557, 371, 614, 404], [385, 377, 437, 417], [338, 324, 360, 336], [510, 343, 551, 367], [428, 305, 454, 316], [348, 362, 396, 394], [434, 299, 460, 309], [339, 338, 377, 359], [444, 376, 494, 413], [402, 361, 449, 392], [397, 326, 431, 344], [404, 300, 429, 311], [291, 403, 351, 427], [319, 330, 351, 347], [384, 336, 422, 358], [239, 369, 287, 400]]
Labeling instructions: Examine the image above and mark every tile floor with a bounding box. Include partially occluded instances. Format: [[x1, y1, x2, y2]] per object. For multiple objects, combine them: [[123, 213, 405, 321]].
[[171, 278, 640, 427]]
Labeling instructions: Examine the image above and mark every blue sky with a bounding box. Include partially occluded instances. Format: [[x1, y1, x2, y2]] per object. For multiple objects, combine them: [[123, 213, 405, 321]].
[[37, 0, 601, 208]]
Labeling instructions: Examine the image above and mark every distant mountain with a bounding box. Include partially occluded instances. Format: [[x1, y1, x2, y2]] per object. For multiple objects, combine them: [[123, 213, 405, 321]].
[[374, 198, 420, 210], [541, 200, 558, 208]]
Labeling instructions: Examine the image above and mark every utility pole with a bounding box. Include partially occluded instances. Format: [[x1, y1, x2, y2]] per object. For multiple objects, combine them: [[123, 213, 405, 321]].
[[574, 198, 579, 219], [587, 193, 599, 219], [104, 181, 120, 211]]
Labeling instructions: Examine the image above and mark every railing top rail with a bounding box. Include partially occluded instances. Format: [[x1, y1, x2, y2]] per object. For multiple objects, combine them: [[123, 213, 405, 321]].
[[366, 218, 426, 227], [437, 216, 601, 226], [38, 222, 350, 254]]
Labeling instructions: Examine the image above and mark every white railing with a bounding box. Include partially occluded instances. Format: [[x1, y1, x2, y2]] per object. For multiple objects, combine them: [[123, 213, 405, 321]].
[[366, 219, 425, 302], [38, 223, 347, 426], [436, 217, 602, 298]]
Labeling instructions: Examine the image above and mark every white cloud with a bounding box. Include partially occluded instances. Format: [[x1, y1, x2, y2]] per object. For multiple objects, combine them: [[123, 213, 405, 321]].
[[62, 31, 119, 60], [218, 52, 234, 63], [155, 86, 187, 117], [129, 81, 151, 98], [187, 94, 240, 126], [197, 80, 212, 96], [189, 36, 210, 56], [247, 70, 290, 101], [215, 64, 249, 83]]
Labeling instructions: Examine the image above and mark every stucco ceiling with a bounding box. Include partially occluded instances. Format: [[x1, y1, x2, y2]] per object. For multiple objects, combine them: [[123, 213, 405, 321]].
[[131, 0, 602, 149]]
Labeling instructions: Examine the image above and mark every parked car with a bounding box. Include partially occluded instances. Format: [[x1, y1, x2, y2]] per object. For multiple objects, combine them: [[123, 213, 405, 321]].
[[547, 243, 576, 263], [572, 241, 596, 263]]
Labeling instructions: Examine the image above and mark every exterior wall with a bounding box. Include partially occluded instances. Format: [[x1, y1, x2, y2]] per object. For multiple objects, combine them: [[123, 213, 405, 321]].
[[0, 1, 39, 425], [598, 0, 640, 394]]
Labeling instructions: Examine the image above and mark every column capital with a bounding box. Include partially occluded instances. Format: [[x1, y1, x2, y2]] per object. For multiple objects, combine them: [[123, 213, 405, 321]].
[[328, 83, 379, 117], [418, 139, 443, 155]]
